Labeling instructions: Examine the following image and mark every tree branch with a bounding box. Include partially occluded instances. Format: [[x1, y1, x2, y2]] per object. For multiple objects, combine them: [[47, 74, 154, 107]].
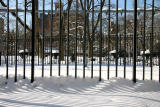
[[89, 0, 93, 9], [66, 0, 73, 11], [0, 0, 32, 32], [93, 0, 106, 31], [79, 0, 84, 10]]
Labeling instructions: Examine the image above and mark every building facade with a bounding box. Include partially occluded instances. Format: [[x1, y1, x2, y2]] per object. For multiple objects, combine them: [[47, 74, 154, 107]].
[[0, 18, 4, 36]]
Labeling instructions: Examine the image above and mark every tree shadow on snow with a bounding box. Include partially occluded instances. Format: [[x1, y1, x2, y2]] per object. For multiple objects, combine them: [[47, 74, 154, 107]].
[[0, 75, 160, 104], [0, 98, 68, 107]]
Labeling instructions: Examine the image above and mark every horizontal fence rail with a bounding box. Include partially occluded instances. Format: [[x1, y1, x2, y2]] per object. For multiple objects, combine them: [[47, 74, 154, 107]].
[[0, 0, 160, 83], [1, 9, 160, 13]]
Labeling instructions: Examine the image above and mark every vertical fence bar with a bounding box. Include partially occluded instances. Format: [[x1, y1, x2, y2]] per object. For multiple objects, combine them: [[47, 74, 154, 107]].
[[23, 0, 27, 79], [99, 0, 102, 81], [83, 0, 87, 78], [158, 33, 160, 82], [0, 50, 2, 66], [31, 0, 35, 83], [15, 0, 18, 82], [50, 0, 53, 76], [150, 33, 152, 79], [159, 53, 160, 82], [115, 0, 118, 77], [143, 0, 146, 80], [124, 0, 127, 79], [38, 38, 39, 65], [6, 0, 9, 80], [42, 0, 45, 77], [133, 0, 137, 83], [58, 0, 62, 76], [107, 0, 110, 80], [151, 0, 154, 80], [120, 34, 121, 65], [11, 36, 13, 65], [91, 0, 94, 78], [67, 0, 70, 76], [75, 0, 78, 78], [2, 0, 157, 81]]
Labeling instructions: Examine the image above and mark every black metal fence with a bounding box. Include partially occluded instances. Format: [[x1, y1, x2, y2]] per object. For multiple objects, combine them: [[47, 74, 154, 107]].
[[0, 0, 160, 83]]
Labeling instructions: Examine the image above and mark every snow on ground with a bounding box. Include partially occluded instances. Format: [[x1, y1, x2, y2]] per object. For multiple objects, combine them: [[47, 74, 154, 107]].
[[0, 64, 160, 107]]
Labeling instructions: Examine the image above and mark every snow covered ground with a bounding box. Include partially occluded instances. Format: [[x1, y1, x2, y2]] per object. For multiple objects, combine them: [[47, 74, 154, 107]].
[[0, 64, 160, 107]]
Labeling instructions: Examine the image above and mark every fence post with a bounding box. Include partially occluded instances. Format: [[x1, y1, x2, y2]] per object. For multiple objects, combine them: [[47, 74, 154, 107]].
[[151, 0, 154, 80], [31, 0, 35, 83], [67, 1, 70, 77], [143, 0, 146, 80], [107, 0, 111, 80], [159, 55, 160, 83], [158, 37, 160, 82], [15, 0, 18, 82], [124, 0, 127, 79], [50, 0, 53, 77], [83, 0, 87, 78], [0, 52, 1, 66], [133, 0, 137, 83], [42, 0, 45, 77], [58, 0, 62, 76], [75, 0, 78, 79], [23, 0, 27, 79], [91, 0, 94, 79], [99, 0, 103, 81], [6, 0, 9, 80], [115, 0, 119, 77]]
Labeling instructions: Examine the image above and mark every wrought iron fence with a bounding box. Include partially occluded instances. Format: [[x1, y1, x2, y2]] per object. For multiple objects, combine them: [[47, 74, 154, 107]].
[[0, 0, 160, 83]]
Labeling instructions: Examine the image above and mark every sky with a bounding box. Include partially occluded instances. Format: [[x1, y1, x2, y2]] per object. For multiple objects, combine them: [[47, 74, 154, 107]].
[[0, 0, 159, 10], [0, 0, 159, 31]]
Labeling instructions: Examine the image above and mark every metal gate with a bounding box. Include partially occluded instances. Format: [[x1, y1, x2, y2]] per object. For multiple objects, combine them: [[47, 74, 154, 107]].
[[0, 0, 160, 83]]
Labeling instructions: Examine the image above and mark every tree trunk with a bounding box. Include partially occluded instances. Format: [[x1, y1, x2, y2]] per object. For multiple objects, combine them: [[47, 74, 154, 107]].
[[86, 13, 92, 58], [60, 14, 65, 61], [35, 0, 43, 59]]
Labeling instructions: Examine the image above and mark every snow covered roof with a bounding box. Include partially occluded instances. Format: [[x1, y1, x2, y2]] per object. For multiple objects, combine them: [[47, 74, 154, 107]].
[[145, 49, 150, 54], [140, 49, 150, 55], [19, 49, 29, 53], [52, 50, 59, 53], [0, 7, 22, 10], [140, 51, 143, 55], [146, 8, 152, 10], [44, 49, 59, 53], [137, 8, 143, 10], [109, 50, 116, 54], [102, 8, 108, 11], [77, 49, 83, 53], [118, 8, 123, 11]]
